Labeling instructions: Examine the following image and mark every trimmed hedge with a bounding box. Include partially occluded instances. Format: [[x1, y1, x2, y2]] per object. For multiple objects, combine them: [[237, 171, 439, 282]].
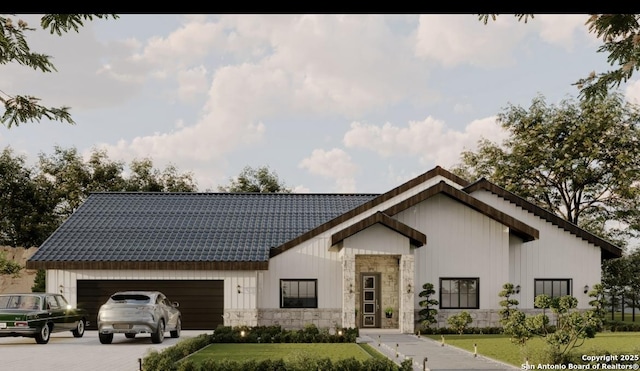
[[605, 321, 640, 332], [416, 326, 503, 335], [142, 324, 404, 371], [175, 357, 410, 371]]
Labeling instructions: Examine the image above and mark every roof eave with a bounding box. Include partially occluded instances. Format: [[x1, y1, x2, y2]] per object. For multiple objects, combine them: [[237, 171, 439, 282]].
[[464, 179, 623, 259], [25, 260, 269, 271]]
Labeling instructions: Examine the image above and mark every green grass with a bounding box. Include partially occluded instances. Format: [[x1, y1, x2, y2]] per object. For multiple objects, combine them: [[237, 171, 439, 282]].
[[186, 343, 376, 364], [426, 332, 640, 366]]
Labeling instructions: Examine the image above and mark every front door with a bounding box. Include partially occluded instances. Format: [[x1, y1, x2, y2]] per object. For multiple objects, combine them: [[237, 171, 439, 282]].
[[360, 273, 381, 328]]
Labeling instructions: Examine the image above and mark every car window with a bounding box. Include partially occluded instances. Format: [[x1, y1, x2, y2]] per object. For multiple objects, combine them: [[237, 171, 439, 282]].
[[56, 295, 70, 307], [47, 295, 61, 310], [110, 294, 150, 304], [0, 296, 18, 309], [19, 296, 40, 309]]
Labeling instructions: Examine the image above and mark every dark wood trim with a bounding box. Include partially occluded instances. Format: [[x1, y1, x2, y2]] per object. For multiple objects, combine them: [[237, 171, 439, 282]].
[[25, 260, 268, 270], [270, 166, 465, 258], [383, 181, 539, 242], [331, 211, 426, 247], [464, 179, 622, 259]]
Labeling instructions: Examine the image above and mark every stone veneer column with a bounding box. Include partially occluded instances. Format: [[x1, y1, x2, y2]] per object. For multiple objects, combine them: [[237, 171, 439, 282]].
[[399, 254, 415, 333], [342, 254, 356, 328]]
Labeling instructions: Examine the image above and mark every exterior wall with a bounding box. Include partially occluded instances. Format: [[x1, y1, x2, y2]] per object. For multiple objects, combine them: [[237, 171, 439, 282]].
[[470, 189, 602, 309], [390, 194, 513, 330], [263, 222, 415, 332], [46, 269, 259, 326], [396, 194, 511, 314]]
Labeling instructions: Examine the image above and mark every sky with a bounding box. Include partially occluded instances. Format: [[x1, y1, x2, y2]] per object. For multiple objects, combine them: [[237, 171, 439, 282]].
[[3, 14, 640, 194]]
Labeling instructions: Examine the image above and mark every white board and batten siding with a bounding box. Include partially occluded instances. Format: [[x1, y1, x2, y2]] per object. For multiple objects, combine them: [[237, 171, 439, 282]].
[[470, 189, 602, 308], [264, 237, 342, 309], [46, 269, 258, 310], [394, 194, 511, 311]]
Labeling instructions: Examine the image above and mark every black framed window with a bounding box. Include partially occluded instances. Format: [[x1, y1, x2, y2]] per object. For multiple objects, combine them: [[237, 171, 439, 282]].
[[534, 279, 571, 300], [439, 278, 479, 309], [280, 279, 317, 308]]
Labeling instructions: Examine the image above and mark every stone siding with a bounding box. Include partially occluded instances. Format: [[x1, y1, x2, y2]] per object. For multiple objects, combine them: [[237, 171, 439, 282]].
[[256, 309, 342, 330]]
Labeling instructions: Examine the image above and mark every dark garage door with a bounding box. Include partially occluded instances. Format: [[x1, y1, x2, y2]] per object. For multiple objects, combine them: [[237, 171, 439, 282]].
[[77, 280, 223, 330]]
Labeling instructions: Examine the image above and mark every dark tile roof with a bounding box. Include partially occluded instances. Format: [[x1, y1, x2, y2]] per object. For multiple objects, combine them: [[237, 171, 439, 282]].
[[27, 192, 378, 270]]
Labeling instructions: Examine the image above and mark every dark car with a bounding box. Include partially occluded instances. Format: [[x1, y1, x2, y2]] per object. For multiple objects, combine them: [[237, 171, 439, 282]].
[[97, 290, 181, 344], [0, 293, 88, 344]]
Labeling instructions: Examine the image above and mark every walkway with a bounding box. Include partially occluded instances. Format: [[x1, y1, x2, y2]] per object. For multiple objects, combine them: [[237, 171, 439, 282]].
[[357, 329, 519, 371]]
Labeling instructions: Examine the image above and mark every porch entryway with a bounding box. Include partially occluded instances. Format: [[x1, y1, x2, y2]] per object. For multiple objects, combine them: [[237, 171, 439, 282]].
[[342, 254, 415, 333]]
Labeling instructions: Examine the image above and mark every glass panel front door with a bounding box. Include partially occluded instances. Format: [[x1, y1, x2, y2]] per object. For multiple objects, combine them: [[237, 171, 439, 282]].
[[361, 273, 380, 327]]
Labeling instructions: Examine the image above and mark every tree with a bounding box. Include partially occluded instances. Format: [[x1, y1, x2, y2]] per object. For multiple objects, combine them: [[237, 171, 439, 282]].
[[218, 165, 292, 193], [31, 269, 45, 292], [452, 92, 640, 248], [625, 250, 640, 321], [602, 256, 631, 321], [417, 282, 439, 329], [587, 283, 607, 328], [478, 14, 640, 100], [0, 147, 59, 247], [125, 158, 198, 192], [500, 290, 603, 365], [36, 146, 198, 221], [498, 283, 520, 324], [1, 14, 119, 128]]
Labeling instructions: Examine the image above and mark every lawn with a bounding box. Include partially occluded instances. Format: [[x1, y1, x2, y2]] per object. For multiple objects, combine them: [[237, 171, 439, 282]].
[[425, 332, 640, 366], [185, 343, 379, 365]]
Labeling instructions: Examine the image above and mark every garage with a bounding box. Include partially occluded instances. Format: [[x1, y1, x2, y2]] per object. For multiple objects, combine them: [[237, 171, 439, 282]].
[[77, 280, 224, 330]]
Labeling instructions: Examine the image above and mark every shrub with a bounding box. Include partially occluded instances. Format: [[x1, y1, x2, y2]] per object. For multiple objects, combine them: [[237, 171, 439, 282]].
[[0, 251, 22, 277], [31, 269, 45, 292], [447, 311, 473, 335]]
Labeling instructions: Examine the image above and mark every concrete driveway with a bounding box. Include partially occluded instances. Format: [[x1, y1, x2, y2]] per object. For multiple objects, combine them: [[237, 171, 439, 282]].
[[0, 330, 212, 371]]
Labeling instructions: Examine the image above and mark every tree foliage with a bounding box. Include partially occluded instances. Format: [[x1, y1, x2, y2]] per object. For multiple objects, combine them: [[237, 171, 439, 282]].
[[417, 282, 439, 329], [499, 290, 603, 363], [601, 250, 640, 320], [1, 14, 118, 128], [479, 14, 640, 100], [498, 283, 520, 325], [446, 311, 473, 334], [0, 250, 22, 277], [0, 147, 59, 247], [218, 165, 292, 193], [452, 92, 640, 248], [0, 144, 197, 247]]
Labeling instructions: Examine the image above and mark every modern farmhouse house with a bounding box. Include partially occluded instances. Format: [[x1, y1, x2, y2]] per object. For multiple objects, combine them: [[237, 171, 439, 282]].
[[26, 166, 622, 333]]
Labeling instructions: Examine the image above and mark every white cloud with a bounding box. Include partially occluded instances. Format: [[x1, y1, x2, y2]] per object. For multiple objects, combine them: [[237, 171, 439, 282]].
[[414, 14, 525, 68], [625, 79, 640, 105], [343, 116, 508, 168], [176, 66, 209, 103], [414, 14, 594, 69], [94, 15, 435, 187], [535, 14, 593, 49], [299, 148, 358, 192]]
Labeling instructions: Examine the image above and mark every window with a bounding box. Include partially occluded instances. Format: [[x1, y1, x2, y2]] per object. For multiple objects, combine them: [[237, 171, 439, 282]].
[[534, 279, 571, 300], [47, 295, 61, 310], [439, 278, 479, 309], [280, 279, 317, 308]]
